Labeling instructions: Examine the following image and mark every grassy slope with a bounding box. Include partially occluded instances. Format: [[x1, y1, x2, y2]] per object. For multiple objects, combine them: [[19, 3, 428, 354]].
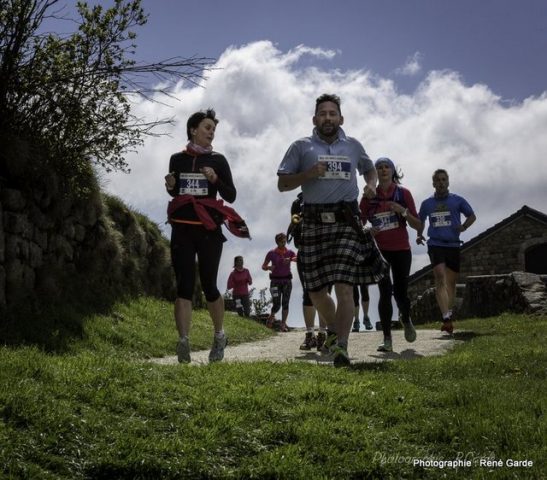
[[0, 299, 545, 479]]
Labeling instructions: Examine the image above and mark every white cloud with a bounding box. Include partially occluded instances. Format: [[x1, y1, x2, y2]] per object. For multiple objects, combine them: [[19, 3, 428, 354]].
[[104, 41, 547, 326], [396, 51, 423, 76]]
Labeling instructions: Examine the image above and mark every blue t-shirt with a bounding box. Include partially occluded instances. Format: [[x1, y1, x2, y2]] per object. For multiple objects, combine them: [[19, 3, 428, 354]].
[[277, 127, 374, 204], [419, 193, 474, 247]]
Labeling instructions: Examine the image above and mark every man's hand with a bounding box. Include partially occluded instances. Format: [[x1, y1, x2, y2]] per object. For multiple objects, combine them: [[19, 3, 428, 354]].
[[416, 233, 425, 245], [307, 161, 327, 179], [363, 184, 376, 199]]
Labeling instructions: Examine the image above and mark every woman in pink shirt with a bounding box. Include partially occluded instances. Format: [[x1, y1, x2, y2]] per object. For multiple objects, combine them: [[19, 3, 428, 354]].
[[262, 233, 297, 331], [227, 256, 253, 317]]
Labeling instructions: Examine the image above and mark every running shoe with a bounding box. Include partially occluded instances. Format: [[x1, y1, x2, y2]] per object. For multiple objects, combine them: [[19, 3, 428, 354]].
[[441, 319, 454, 335], [320, 332, 337, 354], [377, 338, 393, 352], [402, 319, 417, 343], [176, 337, 191, 363], [266, 314, 275, 328], [352, 319, 360, 332], [316, 332, 327, 351], [363, 315, 373, 330], [280, 322, 289, 332], [332, 345, 351, 367], [208, 334, 227, 362], [299, 332, 317, 350]]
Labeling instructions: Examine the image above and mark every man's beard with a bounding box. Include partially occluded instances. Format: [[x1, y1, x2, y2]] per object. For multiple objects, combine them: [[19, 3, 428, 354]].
[[317, 123, 339, 137]]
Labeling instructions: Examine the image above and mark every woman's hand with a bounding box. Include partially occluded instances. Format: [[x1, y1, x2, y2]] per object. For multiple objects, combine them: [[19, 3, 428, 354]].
[[200, 167, 218, 184], [165, 172, 176, 190]]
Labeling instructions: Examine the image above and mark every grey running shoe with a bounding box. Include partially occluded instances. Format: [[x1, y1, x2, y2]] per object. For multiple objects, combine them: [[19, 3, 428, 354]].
[[402, 320, 417, 343], [209, 334, 227, 363], [363, 315, 373, 330], [332, 346, 351, 368], [377, 338, 393, 352], [176, 337, 191, 363]]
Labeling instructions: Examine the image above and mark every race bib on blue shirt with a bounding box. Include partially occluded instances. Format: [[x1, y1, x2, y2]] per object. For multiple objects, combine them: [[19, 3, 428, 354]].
[[317, 155, 351, 180], [179, 173, 208, 196], [431, 211, 452, 228]]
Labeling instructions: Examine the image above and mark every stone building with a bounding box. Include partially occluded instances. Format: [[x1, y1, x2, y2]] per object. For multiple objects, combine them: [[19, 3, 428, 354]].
[[408, 205, 547, 322]]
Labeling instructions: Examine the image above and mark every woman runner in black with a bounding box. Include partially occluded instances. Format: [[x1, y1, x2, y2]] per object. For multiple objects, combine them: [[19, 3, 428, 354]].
[[165, 109, 236, 364]]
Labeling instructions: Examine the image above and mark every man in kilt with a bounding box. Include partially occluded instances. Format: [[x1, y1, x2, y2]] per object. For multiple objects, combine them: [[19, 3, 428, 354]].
[[277, 93, 387, 367]]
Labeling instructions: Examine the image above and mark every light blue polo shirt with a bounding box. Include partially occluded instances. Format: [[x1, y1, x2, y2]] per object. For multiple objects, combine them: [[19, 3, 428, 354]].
[[277, 127, 374, 204]]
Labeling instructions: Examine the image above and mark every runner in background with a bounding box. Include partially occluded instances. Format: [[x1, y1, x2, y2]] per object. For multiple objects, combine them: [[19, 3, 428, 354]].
[[417, 169, 476, 334], [352, 284, 373, 332], [227, 256, 252, 317], [287, 192, 328, 351], [262, 233, 297, 332]]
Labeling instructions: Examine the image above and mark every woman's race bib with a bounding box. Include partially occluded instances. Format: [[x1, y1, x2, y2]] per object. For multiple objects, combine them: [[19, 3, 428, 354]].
[[372, 211, 399, 231], [179, 173, 209, 196]]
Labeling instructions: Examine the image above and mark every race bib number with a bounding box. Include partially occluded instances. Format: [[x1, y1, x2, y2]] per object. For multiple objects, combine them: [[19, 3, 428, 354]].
[[179, 173, 208, 196], [318, 155, 351, 180], [372, 211, 399, 231], [431, 211, 452, 228]]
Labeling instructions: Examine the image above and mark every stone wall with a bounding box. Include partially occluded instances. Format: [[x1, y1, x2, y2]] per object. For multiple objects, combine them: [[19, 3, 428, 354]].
[[408, 213, 547, 301], [0, 137, 175, 311], [410, 272, 547, 324]]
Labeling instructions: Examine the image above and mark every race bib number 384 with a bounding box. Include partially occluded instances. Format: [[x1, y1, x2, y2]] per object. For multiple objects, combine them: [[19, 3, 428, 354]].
[[318, 155, 351, 180], [179, 173, 208, 196]]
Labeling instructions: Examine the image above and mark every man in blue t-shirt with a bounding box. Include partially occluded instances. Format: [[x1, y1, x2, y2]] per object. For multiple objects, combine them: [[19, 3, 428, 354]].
[[417, 169, 476, 334]]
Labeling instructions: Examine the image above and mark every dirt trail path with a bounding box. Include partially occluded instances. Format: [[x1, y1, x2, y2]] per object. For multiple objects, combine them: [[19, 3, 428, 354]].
[[151, 329, 457, 366]]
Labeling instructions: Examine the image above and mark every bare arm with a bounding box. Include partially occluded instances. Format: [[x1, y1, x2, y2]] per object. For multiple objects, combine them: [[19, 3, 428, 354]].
[[362, 168, 378, 199], [416, 220, 426, 245], [277, 162, 327, 192], [459, 213, 477, 232]]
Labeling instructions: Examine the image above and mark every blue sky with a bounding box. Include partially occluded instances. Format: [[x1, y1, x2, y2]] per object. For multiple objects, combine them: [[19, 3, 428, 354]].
[[133, 0, 547, 102], [63, 0, 547, 327]]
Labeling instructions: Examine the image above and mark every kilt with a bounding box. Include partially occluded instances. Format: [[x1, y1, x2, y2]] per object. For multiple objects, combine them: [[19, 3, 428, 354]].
[[299, 205, 388, 292]]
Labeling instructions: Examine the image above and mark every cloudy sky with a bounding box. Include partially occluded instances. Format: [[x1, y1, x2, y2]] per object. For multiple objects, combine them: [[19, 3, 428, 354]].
[[91, 0, 547, 326]]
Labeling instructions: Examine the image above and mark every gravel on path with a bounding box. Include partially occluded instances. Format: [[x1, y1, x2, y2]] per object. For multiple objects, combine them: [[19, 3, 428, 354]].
[[150, 329, 457, 366]]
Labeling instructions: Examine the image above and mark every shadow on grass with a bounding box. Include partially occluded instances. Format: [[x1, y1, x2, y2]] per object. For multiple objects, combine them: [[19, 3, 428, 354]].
[[0, 274, 148, 353], [452, 330, 483, 341], [0, 295, 115, 354]]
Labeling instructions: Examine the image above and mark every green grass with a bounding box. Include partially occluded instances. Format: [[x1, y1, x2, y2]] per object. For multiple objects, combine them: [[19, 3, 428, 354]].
[[0, 303, 545, 479]]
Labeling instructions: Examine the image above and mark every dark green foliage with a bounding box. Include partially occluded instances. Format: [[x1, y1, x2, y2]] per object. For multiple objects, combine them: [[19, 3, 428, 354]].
[[0, 0, 214, 182]]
